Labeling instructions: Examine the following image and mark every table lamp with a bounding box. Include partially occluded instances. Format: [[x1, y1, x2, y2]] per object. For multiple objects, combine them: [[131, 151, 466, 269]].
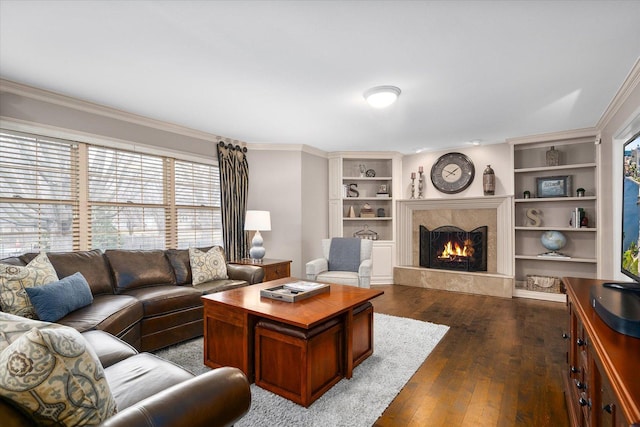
[[244, 210, 271, 261]]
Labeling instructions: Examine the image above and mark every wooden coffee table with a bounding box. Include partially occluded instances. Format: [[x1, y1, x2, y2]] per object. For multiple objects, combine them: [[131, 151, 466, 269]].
[[202, 278, 383, 404]]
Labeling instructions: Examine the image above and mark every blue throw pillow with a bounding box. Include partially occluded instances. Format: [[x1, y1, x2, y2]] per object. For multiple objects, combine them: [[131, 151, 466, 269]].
[[25, 272, 93, 322]]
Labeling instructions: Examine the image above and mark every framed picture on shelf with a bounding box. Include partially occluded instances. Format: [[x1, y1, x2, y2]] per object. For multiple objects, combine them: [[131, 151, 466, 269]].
[[536, 175, 571, 198]]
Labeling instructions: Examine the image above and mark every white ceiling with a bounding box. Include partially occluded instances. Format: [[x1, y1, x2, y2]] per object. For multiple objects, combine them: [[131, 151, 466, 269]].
[[1, 1, 639, 154]]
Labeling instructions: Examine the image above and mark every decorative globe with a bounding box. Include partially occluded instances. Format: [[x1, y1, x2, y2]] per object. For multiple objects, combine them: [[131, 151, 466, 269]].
[[540, 231, 567, 252]]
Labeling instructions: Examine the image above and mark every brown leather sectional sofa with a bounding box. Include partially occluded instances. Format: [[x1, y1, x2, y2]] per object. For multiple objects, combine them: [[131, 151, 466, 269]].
[[1, 317, 251, 427], [0, 247, 264, 351]]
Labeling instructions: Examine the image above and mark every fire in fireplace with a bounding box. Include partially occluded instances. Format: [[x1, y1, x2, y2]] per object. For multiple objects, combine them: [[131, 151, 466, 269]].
[[419, 225, 488, 272]]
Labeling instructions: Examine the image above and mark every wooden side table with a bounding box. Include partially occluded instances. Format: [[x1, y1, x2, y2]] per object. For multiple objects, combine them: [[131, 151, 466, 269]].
[[230, 258, 291, 282]]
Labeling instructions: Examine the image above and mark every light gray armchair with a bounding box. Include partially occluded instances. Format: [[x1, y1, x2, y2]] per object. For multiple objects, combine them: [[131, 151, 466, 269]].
[[305, 238, 373, 288]]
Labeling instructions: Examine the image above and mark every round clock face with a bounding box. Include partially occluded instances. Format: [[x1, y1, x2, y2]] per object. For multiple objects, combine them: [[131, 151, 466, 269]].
[[430, 152, 475, 194]]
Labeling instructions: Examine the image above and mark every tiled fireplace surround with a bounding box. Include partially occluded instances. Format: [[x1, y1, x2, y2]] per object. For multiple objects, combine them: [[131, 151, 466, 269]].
[[394, 196, 514, 298]]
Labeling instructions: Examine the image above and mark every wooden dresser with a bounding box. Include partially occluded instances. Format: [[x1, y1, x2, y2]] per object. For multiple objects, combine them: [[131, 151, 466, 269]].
[[562, 277, 640, 427], [230, 258, 291, 282]]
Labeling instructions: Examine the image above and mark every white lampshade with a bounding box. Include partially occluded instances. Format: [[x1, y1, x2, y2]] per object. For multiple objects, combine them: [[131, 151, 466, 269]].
[[244, 210, 271, 231], [364, 85, 401, 109], [245, 210, 271, 261]]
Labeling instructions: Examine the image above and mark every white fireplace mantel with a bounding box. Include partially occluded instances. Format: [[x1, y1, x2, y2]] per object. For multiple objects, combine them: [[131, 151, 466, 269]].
[[396, 196, 514, 276]]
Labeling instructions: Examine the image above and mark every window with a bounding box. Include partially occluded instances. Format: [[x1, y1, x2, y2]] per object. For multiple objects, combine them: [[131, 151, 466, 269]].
[[0, 131, 79, 256], [174, 160, 223, 248], [0, 129, 222, 257], [88, 146, 167, 250]]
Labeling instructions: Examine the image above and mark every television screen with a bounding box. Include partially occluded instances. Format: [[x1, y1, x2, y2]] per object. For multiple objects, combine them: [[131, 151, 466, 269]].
[[622, 132, 640, 282]]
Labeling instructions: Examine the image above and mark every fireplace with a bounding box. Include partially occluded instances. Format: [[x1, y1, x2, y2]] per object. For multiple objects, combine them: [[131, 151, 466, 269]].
[[419, 225, 488, 272]]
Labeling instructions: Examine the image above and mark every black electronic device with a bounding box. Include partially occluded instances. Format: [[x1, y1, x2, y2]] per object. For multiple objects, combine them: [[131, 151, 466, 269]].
[[620, 131, 640, 284], [590, 284, 640, 339], [603, 281, 640, 292]]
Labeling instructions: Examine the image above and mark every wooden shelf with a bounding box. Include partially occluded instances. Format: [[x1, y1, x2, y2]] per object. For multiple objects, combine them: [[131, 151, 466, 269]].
[[512, 287, 566, 302], [515, 255, 597, 263], [515, 226, 597, 232], [343, 217, 392, 221], [342, 176, 392, 181], [514, 196, 596, 203], [514, 162, 596, 173]]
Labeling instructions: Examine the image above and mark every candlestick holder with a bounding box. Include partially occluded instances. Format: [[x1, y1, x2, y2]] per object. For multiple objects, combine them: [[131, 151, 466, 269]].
[[418, 171, 424, 198], [410, 176, 416, 199]]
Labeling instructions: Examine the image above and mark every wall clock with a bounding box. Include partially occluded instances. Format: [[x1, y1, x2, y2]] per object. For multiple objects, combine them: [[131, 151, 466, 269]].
[[430, 152, 475, 194]]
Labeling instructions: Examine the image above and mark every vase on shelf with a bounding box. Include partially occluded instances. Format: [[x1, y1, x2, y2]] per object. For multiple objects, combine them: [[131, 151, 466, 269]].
[[546, 146, 560, 166], [483, 165, 495, 196]]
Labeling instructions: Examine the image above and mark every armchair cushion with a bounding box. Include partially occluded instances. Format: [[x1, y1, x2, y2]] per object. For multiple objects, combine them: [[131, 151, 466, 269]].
[[328, 238, 361, 272]]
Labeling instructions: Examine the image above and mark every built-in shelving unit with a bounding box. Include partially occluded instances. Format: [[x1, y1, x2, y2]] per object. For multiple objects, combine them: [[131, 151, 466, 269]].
[[509, 131, 600, 302], [328, 152, 402, 284]]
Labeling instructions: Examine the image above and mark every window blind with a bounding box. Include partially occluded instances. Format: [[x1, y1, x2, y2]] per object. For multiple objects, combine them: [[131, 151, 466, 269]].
[[0, 131, 79, 255], [88, 146, 167, 250], [174, 160, 223, 248], [0, 128, 222, 256]]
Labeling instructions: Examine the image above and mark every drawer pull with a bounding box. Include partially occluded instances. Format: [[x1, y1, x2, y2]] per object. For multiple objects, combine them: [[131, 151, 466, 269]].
[[578, 397, 590, 408], [576, 338, 586, 347], [574, 379, 585, 390], [570, 366, 579, 374], [603, 404, 613, 414], [562, 333, 570, 339]]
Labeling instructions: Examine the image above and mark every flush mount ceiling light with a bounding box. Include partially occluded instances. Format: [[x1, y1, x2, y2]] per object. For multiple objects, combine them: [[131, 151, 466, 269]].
[[363, 85, 401, 108]]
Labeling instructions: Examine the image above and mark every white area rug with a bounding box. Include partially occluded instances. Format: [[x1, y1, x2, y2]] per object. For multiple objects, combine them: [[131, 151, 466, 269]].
[[156, 313, 449, 427]]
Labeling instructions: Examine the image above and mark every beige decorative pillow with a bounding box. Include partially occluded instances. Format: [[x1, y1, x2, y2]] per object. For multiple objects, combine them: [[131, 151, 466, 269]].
[[189, 246, 228, 285], [0, 326, 117, 426], [0, 252, 59, 318], [0, 311, 61, 352]]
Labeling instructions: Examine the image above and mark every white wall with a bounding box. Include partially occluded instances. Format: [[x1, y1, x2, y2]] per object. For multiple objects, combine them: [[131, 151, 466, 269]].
[[401, 143, 512, 199], [246, 148, 328, 277]]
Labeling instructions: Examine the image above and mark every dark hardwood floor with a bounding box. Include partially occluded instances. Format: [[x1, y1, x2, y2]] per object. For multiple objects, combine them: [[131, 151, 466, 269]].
[[370, 284, 569, 427]]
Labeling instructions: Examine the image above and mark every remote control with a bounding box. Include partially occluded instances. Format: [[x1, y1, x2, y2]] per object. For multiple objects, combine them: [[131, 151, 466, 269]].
[[603, 282, 640, 292]]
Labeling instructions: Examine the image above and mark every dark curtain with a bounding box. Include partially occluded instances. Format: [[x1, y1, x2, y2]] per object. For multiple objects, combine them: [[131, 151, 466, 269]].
[[216, 142, 249, 261]]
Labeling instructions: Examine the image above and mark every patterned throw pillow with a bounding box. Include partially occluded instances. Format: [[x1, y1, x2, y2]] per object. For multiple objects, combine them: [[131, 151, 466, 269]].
[[0, 252, 59, 318], [0, 311, 60, 352], [0, 326, 117, 426], [189, 246, 228, 285]]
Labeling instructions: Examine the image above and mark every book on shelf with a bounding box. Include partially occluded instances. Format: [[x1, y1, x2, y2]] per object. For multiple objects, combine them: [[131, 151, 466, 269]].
[[537, 252, 571, 259], [376, 193, 390, 198]]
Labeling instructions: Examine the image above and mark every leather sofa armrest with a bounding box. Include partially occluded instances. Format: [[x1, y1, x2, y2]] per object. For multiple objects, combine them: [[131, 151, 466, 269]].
[[98, 367, 251, 427], [305, 258, 328, 280], [226, 263, 264, 284]]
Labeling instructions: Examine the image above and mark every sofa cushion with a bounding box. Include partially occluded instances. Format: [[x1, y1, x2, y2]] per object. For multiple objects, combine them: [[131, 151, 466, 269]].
[[0, 252, 59, 318], [22, 250, 114, 296], [104, 353, 193, 410], [105, 250, 175, 292], [81, 330, 138, 368], [194, 279, 249, 295], [25, 272, 93, 322], [56, 294, 143, 338], [0, 326, 117, 426], [189, 246, 228, 285], [122, 285, 202, 318]]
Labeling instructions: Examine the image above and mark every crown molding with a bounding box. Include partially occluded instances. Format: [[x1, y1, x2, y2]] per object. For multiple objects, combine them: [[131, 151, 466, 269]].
[[247, 142, 327, 157], [0, 78, 245, 145], [0, 116, 218, 165], [596, 57, 640, 132], [506, 127, 599, 146]]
